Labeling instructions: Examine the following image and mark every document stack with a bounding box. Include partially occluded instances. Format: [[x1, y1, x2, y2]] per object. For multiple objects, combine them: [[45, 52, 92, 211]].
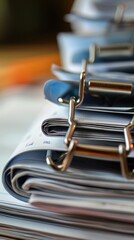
[[1, 0, 134, 239]]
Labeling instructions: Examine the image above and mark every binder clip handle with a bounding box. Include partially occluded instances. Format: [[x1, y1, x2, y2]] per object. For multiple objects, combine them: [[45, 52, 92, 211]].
[[58, 71, 86, 107]]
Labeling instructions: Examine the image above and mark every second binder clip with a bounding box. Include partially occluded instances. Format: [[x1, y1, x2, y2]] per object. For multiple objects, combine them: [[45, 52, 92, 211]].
[[46, 61, 134, 179]]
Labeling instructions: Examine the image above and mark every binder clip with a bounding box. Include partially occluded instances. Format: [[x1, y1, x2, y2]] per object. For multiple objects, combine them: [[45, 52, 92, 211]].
[[89, 42, 134, 63], [46, 61, 134, 179], [44, 65, 134, 112]]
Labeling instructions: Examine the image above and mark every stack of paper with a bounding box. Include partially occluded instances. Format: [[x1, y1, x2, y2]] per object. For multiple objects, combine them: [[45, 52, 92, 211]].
[[2, 0, 134, 239]]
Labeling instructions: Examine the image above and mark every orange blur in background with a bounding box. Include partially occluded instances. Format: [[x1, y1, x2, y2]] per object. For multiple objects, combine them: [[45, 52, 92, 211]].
[[0, 49, 60, 89], [0, 0, 72, 90]]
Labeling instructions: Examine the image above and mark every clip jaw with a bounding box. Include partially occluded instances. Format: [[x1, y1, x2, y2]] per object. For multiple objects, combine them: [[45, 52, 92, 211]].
[[89, 43, 134, 64], [88, 79, 133, 95], [46, 62, 134, 179]]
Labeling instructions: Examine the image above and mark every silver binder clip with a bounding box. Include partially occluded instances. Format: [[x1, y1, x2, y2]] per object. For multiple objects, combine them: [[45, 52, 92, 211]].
[[57, 60, 133, 105], [46, 64, 134, 178], [89, 43, 134, 63]]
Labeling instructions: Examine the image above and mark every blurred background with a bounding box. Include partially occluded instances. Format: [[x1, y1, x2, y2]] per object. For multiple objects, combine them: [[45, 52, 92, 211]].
[[0, 0, 73, 88], [0, 0, 73, 186], [0, 0, 72, 44]]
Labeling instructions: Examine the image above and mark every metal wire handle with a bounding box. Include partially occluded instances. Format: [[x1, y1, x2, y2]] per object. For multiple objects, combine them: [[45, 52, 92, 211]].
[[114, 4, 126, 24], [58, 71, 86, 106]]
